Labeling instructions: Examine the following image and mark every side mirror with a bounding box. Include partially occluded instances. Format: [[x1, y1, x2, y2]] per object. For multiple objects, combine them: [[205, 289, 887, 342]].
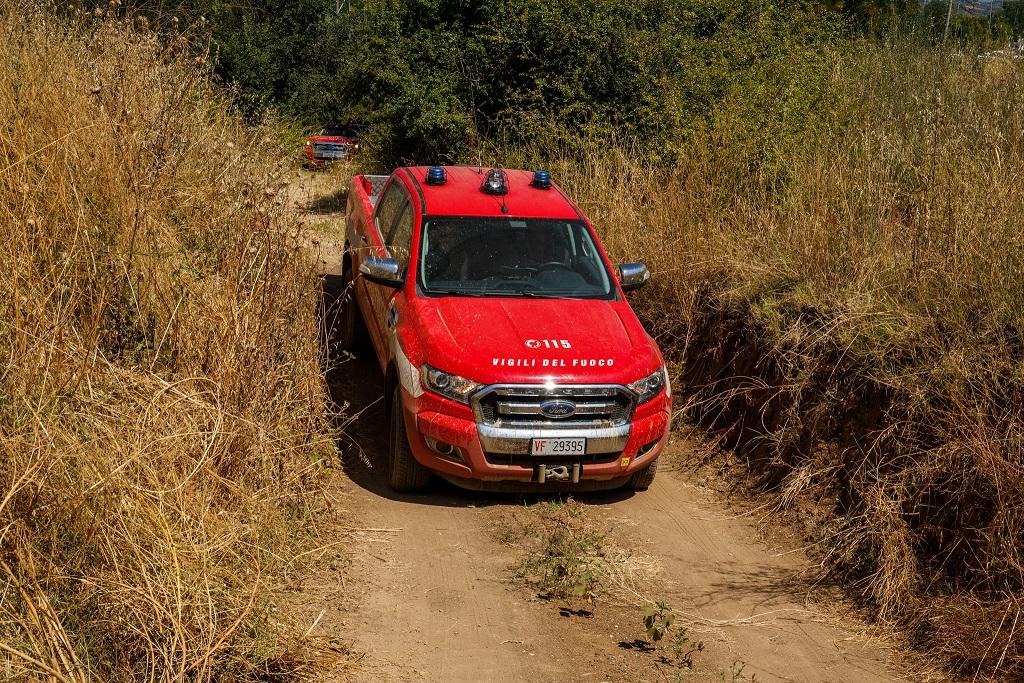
[[360, 256, 404, 288], [618, 262, 650, 292]]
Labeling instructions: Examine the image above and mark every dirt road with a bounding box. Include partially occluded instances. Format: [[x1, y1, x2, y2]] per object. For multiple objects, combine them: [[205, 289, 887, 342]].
[[286, 172, 915, 682]]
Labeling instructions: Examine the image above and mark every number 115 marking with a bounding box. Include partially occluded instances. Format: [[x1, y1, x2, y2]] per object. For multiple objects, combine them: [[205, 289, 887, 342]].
[[526, 339, 572, 349]]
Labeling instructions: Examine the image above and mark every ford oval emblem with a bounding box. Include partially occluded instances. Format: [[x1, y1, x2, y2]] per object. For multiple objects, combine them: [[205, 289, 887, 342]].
[[540, 399, 576, 419]]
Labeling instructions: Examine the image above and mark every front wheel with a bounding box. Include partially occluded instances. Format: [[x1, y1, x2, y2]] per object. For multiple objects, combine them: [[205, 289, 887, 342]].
[[629, 457, 659, 491], [388, 386, 431, 493]]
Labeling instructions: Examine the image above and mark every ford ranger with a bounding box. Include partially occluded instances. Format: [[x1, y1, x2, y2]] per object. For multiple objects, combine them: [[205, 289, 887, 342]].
[[304, 124, 362, 167], [340, 165, 670, 492]]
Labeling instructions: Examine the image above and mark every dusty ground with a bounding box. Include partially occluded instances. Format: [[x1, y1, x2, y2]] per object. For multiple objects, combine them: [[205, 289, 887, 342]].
[[283, 170, 926, 683]]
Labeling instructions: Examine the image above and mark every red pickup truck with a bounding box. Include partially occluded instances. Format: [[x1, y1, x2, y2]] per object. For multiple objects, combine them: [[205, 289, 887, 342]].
[[303, 124, 361, 167], [340, 166, 671, 492]]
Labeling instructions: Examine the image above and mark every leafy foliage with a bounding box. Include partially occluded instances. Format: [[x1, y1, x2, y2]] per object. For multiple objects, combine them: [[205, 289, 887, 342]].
[[328, 0, 838, 164], [919, 0, 1024, 43], [641, 601, 704, 674], [101, 0, 1024, 166], [1005, 0, 1024, 31], [642, 600, 675, 642], [122, 0, 837, 164], [824, 0, 920, 30]]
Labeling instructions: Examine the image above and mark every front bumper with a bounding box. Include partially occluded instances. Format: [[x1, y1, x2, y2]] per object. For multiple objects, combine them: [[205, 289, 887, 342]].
[[400, 387, 670, 484], [303, 145, 350, 165]]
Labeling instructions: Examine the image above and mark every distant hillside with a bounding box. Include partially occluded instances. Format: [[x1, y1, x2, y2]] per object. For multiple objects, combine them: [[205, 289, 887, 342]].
[[961, 0, 1003, 16], [927, 0, 1005, 17]]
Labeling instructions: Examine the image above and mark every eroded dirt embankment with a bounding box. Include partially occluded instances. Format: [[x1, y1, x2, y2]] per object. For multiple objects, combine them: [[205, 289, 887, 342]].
[[654, 286, 1024, 678]]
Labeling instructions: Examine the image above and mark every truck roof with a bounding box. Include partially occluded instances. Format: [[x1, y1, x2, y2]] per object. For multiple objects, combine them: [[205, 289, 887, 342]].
[[402, 166, 583, 220]]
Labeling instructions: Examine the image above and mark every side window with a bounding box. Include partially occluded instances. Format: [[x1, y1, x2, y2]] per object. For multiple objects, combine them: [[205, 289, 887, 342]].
[[576, 227, 609, 290], [387, 204, 414, 272], [374, 183, 406, 239]]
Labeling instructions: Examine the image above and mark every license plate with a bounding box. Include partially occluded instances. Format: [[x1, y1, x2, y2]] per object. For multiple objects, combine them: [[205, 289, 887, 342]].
[[531, 437, 586, 456], [320, 149, 347, 159]]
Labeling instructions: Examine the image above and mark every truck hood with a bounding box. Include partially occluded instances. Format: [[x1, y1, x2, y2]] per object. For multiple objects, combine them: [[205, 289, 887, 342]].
[[307, 135, 354, 144], [408, 296, 662, 386]]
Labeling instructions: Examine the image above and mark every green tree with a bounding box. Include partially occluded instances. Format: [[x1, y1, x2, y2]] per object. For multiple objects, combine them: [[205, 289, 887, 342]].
[[330, 0, 838, 164], [110, 0, 841, 164], [921, 0, 1013, 43], [823, 0, 920, 30], [998, 0, 1024, 35]]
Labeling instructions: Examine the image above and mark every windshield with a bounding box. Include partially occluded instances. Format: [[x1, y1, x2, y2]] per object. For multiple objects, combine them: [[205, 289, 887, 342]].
[[318, 125, 356, 137], [418, 217, 614, 299]]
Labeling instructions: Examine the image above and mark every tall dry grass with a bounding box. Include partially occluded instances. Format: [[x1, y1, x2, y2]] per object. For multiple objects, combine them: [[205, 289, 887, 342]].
[[1, 5, 334, 681], [503, 42, 1024, 679]]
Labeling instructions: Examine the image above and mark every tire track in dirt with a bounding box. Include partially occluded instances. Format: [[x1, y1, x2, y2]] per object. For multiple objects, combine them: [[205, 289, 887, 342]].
[[572, 465, 913, 682]]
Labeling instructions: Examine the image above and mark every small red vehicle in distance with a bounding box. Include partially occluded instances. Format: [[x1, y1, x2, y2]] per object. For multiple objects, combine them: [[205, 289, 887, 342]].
[[303, 123, 363, 167], [340, 165, 670, 492]]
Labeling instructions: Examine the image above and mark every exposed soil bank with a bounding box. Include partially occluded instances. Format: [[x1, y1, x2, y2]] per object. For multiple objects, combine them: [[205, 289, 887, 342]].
[[660, 290, 1024, 679]]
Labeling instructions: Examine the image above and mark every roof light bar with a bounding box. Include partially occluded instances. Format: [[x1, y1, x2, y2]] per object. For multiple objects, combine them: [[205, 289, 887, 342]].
[[425, 166, 447, 186], [480, 168, 508, 195], [531, 169, 551, 189]]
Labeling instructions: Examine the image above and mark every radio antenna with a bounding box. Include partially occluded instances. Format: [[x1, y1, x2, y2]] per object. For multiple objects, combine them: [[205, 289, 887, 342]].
[[495, 164, 507, 213], [460, 56, 485, 175]]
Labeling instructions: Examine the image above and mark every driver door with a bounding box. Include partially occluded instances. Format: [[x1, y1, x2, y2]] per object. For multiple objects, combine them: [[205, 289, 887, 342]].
[[365, 181, 408, 360]]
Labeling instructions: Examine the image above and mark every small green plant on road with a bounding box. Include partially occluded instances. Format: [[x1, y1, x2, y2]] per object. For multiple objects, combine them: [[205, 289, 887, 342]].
[[720, 661, 758, 682], [643, 601, 704, 675], [501, 499, 657, 608], [512, 501, 605, 603], [643, 600, 674, 642]]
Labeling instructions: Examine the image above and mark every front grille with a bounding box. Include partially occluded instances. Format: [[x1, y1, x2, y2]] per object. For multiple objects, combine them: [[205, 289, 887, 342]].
[[312, 142, 350, 158], [472, 385, 634, 429]]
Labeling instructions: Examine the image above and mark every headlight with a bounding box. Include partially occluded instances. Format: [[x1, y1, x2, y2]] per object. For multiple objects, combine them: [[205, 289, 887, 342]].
[[420, 364, 483, 404], [628, 366, 668, 404]]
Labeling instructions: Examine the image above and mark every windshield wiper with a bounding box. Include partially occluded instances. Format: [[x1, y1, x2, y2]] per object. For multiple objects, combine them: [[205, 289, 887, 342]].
[[502, 290, 611, 300], [430, 289, 490, 297], [429, 288, 603, 300], [490, 289, 566, 299]]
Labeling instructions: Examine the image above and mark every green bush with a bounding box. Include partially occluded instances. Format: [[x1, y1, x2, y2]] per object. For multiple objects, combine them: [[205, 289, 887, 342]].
[[331, 0, 838, 165], [137, 0, 836, 164]]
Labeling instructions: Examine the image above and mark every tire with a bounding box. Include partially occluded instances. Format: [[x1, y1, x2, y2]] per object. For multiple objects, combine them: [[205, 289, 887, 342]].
[[337, 259, 366, 351], [388, 386, 431, 492], [629, 457, 659, 491]]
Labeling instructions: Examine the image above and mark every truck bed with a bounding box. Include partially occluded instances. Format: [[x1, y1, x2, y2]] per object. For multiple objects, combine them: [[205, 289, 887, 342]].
[[363, 174, 389, 207]]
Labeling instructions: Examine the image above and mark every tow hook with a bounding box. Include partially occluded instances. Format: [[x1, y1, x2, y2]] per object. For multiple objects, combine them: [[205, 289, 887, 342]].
[[535, 463, 582, 484]]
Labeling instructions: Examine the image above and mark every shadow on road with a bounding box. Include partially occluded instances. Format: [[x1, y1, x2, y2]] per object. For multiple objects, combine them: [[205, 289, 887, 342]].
[[305, 186, 347, 215], [319, 272, 636, 509]]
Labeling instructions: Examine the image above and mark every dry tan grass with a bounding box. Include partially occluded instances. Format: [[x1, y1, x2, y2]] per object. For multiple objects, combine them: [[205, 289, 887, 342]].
[[1, 5, 336, 680], [497, 41, 1024, 680]]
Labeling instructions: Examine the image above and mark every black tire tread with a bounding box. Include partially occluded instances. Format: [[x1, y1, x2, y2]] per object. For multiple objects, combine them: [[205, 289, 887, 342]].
[[629, 457, 659, 490], [338, 259, 367, 352], [388, 387, 431, 492]]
